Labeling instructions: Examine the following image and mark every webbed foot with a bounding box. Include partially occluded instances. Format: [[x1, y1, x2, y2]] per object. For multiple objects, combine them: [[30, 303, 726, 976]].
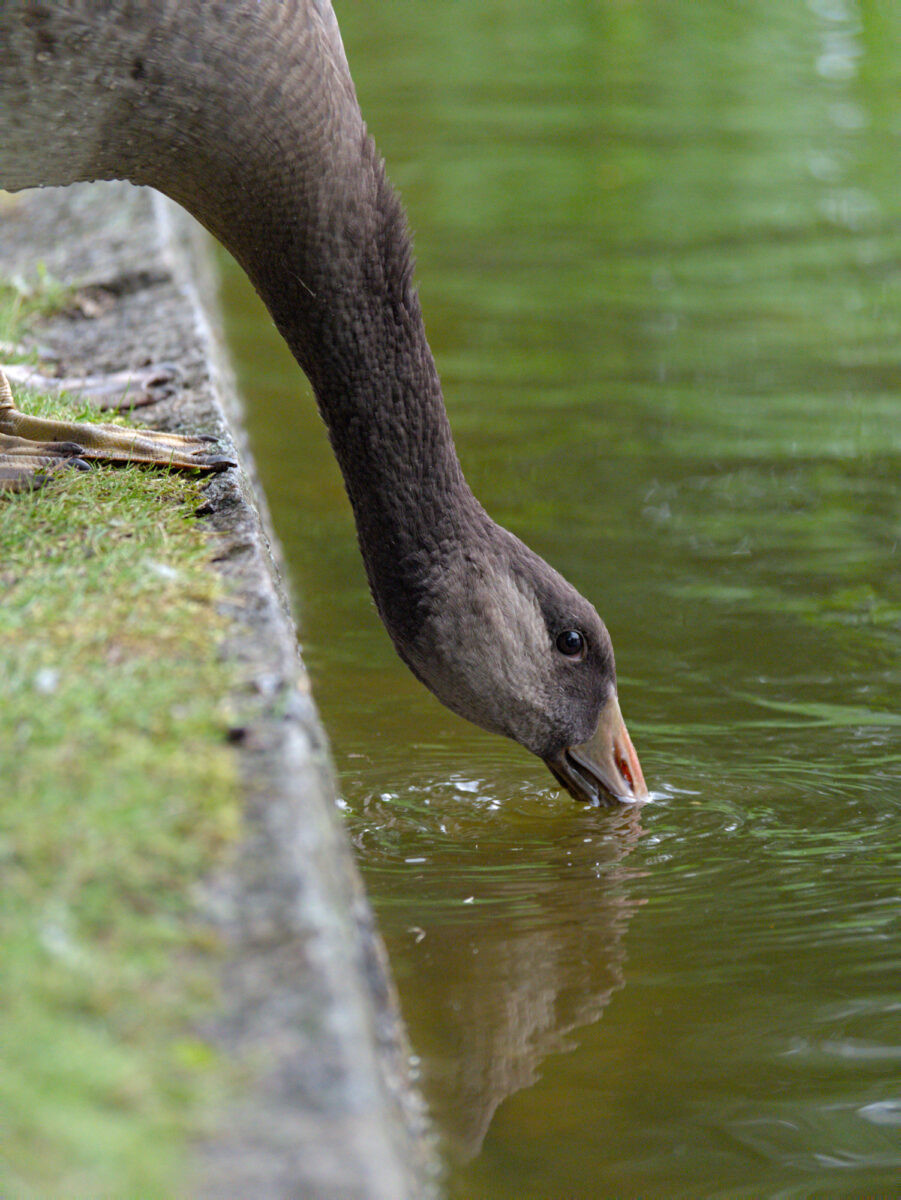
[[0, 367, 235, 493], [2, 360, 183, 410]]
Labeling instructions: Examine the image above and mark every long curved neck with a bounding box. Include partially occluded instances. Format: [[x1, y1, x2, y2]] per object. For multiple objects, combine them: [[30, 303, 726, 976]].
[[236, 141, 477, 579], [211, 132, 480, 630], [0, 0, 483, 627]]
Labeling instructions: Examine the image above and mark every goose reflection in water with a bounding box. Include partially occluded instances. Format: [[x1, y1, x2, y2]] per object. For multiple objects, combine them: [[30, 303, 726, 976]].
[[357, 793, 645, 1160]]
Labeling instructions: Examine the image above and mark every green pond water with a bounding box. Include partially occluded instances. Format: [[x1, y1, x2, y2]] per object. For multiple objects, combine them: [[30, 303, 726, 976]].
[[218, 1, 900, 1195]]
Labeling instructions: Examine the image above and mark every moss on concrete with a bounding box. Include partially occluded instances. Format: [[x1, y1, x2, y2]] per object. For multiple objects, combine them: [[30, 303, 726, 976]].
[[0, 376, 241, 1194]]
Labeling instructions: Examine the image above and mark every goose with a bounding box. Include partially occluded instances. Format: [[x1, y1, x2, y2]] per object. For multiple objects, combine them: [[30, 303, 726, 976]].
[[0, 0, 647, 806]]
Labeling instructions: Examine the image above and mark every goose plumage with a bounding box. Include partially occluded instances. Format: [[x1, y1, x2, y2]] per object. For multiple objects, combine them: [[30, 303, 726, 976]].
[[0, 0, 646, 805]]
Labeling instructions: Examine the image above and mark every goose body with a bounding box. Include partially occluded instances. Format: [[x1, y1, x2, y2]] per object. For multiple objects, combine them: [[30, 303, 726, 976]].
[[0, 0, 646, 804]]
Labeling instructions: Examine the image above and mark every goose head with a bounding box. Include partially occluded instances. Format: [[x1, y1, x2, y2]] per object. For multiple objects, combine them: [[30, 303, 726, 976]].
[[381, 522, 648, 807]]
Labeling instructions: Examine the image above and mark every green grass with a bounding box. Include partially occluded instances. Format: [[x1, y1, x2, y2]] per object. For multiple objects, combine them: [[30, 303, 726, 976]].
[[0, 267, 72, 354], [0, 379, 241, 1193]]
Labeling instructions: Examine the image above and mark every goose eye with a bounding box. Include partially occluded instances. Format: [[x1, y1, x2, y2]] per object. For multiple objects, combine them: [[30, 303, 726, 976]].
[[555, 629, 584, 657]]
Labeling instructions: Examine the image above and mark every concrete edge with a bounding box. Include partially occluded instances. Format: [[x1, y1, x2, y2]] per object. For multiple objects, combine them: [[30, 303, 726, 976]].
[[155, 197, 437, 1200], [0, 181, 436, 1200]]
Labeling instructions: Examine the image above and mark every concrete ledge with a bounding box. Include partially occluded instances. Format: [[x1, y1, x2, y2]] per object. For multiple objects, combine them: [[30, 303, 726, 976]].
[[0, 182, 434, 1200]]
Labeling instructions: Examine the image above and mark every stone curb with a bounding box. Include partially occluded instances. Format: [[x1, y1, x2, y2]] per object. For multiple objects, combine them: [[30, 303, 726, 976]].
[[0, 181, 435, 1200]]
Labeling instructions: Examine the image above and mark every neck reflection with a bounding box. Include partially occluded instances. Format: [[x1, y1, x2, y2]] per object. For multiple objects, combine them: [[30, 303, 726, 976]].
[[354, 786, 646, 1161]]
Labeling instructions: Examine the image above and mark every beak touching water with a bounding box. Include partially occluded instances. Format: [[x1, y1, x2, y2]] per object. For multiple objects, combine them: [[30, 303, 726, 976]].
[[544, 693, 648, 806]]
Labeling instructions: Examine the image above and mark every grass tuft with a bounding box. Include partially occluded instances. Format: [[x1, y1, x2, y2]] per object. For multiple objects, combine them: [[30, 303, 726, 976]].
[[0, 266, 73, 354]]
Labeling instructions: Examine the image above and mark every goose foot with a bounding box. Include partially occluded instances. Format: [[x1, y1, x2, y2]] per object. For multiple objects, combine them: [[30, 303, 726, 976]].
[[0, 367, 235, 493], [1, 360, 182, 410], [0, 433, 91, 492]]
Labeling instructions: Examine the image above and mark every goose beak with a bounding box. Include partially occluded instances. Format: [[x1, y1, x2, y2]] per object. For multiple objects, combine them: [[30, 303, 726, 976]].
[[544, 693, 648, 806]]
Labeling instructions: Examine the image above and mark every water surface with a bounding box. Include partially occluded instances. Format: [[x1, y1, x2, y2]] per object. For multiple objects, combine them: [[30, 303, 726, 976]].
[[219, 1, 900, 1194]]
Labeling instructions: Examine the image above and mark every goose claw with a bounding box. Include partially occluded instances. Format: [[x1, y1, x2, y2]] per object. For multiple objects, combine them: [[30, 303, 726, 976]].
[[0, 367, 235, 491]]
